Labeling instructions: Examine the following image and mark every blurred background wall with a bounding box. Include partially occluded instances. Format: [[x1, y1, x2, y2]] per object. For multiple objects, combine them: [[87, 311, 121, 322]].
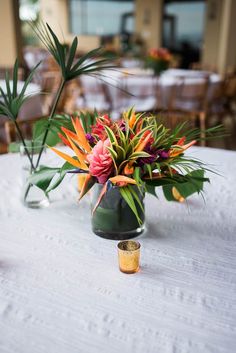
[[0, 0, 236, 74]]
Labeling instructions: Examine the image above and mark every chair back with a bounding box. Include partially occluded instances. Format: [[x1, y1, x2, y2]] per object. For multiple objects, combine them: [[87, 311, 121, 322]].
[[4, 116, 47, 146], [40, 71, 61, 115], [156, 109, 197, 130], [0, 67, 24, 81], [172, 76, 209, 112], [224, 74, 236, 98]]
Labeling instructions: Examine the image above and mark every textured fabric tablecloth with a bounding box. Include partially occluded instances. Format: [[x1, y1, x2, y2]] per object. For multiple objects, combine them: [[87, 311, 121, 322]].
[[0, 147, 236, 353]]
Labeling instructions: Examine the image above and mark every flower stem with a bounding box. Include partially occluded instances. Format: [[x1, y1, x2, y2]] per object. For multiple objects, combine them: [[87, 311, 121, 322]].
[[14, 120, 35, 170], [35, 79, 66, 169]]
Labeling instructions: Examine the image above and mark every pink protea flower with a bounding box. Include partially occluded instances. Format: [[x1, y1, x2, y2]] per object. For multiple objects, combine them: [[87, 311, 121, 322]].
[[87, 139, 113, 184]]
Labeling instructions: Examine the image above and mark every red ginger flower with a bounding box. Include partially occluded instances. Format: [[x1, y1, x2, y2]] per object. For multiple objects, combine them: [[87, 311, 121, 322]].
[[87, 139, 113, 184], [91, 114, 112, 140]]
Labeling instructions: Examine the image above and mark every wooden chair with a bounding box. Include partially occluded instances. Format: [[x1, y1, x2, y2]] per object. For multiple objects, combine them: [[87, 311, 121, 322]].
[[190, 62, 218, 73], [0, 141, 8, 154], [170, 77, 209, 145], [155, 108, 200, 132], [40, 71, 61, 115], [57, 80, 83, 114], [4, 116, 47, 146], [0, 66, 25, 81], [206, 74, 236, 149], [224, 73, 236, 109]]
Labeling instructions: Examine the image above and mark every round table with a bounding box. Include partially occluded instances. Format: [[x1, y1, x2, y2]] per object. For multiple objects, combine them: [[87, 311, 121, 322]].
[[0, 146, 235, 353]]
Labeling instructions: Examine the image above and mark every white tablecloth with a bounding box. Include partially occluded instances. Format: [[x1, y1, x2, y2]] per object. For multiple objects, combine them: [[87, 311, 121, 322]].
[[0, 147, 236, 353], [81, 69, 222, 116]]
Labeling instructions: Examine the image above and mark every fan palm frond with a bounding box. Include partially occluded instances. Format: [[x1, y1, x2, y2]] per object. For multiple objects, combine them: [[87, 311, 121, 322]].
[[30, 22, 116, 81], [0, 59, 41, 121]]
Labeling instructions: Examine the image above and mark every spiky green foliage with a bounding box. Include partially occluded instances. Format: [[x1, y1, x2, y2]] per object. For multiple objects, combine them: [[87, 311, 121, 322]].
[[0, 59, 42, 168], [31, 22, 116, 81], [2, 22, 116, 175], [0, 59, 40, 121]]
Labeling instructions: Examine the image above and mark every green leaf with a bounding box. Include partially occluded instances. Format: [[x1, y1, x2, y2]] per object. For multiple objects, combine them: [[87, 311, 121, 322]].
[[134, 167, 141, 183], [28, 166, 60, 192], [104, 125, 118, 145], [120, 187, 142, 225], [70, 47, 103, 73], [106, 146, 118, 160], [129, 151, 151, 160], [162, 170, 208, 201], [66, 36, 78, 70], [115, 145, 126, 160], [5, 70, 12, 101], [146, 164, 153, 179], [46, 24, 66, 77], [46, 161, 75, 193], [146, 184, 158, 198], [127, 185, 145, 213], [0, 87, 10, 106], [12, 59, 18, 98], [18, 62, 41, 102], [78, 110, 97, 133], [33, 118, 60, 146]]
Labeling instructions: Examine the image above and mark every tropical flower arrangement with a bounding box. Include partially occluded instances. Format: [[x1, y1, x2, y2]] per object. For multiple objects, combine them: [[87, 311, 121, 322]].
[[30, 108, 219, 239], [145, 48, 172, 75]]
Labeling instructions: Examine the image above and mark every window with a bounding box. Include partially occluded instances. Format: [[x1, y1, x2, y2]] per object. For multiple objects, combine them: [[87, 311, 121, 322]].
[[69, 0, 135, 36], [163, 1, 206, 51]]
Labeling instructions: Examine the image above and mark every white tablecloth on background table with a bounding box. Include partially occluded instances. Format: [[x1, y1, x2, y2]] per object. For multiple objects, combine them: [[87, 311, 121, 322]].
[[0, 147, 236, 353], [80, 69, 222, 115]]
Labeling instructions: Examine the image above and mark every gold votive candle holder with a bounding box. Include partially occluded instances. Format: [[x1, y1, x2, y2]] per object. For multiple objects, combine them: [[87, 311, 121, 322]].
[[117, 240, 141, 274]]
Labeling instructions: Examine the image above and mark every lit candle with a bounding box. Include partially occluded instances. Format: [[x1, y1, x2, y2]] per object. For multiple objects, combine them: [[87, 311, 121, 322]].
[[117, 240, 141, 274]]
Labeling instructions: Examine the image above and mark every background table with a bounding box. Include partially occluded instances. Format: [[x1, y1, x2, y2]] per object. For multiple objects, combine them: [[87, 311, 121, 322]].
[[83, 68, 222, 116], [0, 147, 236, 353]]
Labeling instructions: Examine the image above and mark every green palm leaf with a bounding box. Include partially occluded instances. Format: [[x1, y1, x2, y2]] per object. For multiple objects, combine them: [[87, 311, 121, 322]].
[[120, 187, 142, 225], [0, 61, 41, 121], [30, 22, 116, 82], [12, 59, 18, 98]]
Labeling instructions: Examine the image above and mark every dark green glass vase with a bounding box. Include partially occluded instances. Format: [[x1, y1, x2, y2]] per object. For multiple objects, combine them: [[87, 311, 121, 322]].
[[91, 184, 145, 240]]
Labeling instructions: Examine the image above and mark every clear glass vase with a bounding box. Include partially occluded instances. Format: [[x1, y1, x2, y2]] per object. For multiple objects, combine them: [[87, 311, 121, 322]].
[[20, 144, 50, 209], [91, 184, 145, 240]]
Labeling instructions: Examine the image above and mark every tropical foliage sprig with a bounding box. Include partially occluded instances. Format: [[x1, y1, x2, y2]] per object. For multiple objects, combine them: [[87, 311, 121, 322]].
[[29, 108, 218, 223], [0, 22, 115, 171]]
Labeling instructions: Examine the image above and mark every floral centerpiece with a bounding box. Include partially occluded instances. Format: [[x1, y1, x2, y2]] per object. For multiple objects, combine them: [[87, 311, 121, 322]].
[[145, 48, 172, 75], [30, 108, 220, 240]]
